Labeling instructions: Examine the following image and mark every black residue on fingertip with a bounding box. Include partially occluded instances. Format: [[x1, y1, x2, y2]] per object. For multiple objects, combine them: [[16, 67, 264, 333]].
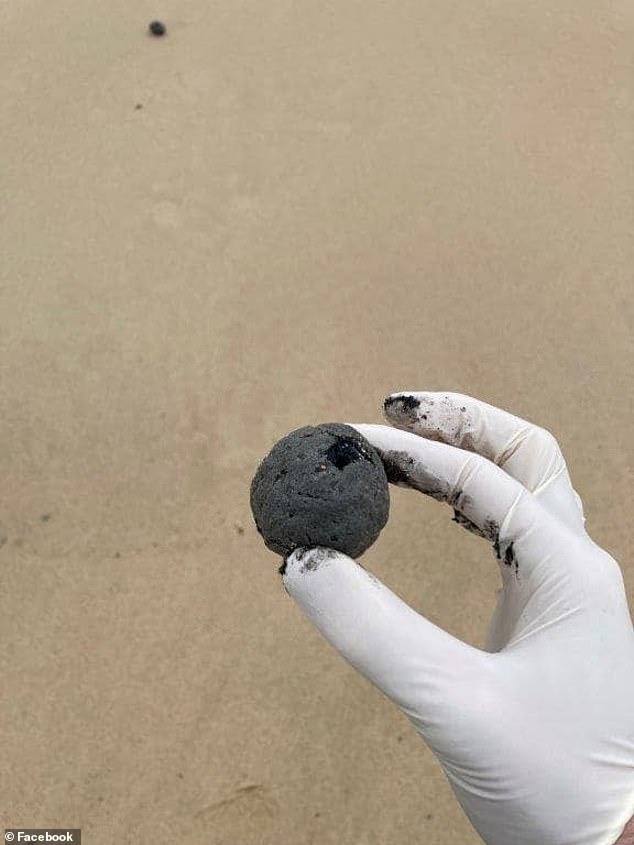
[[401, 395, 420, 411], [504, 542, 516, 568], [451, 509, 485, 538], [278, 558, 288, 575], [300, 548, 337, 572], [379, 453, 413, 485], [481, 518, 501, 550], [448, 488, 463, 508], [301, 554, 321, 572], [385, 394, 420, 413], [285, 547, 339, 573]]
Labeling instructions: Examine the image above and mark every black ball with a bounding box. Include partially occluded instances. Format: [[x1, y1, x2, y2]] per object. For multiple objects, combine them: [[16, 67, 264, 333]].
[[250, 423, 390, 558], [148, 20, 166, 36]]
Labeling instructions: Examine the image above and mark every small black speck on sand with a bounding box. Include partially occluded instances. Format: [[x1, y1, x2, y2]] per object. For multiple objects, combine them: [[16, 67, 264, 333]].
[[40, 513, 51, 523], [148, 20, 166, 36]]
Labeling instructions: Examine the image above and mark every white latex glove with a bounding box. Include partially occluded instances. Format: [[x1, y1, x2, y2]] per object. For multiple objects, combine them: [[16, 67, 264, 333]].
[[281, 392, 634, 845]]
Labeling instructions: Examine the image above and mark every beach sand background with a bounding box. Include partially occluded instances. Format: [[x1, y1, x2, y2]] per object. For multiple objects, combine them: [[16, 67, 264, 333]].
[[1, 1, 632, 842]]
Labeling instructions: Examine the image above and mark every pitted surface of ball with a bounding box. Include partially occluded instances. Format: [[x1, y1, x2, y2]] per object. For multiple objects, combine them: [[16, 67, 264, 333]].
[[250, 423, 390, 558]]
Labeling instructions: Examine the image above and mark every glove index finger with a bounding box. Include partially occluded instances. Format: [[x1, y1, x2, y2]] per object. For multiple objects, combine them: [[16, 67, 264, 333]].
[[383, 392, 585, 532], [350, 423, 572, 582], [352, 423, 529, 548]]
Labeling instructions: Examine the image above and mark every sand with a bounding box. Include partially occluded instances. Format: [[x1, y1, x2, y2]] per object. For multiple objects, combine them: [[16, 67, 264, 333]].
[[1, 1, 632, 843]]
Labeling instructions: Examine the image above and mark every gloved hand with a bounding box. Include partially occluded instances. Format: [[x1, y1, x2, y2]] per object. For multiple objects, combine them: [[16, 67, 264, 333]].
[[281, 392, 634, 845]]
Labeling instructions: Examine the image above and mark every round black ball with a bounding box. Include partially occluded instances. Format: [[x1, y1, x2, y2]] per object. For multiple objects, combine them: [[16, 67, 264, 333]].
[[148, 20, 166, 36], [250, 423, 390, 558]]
